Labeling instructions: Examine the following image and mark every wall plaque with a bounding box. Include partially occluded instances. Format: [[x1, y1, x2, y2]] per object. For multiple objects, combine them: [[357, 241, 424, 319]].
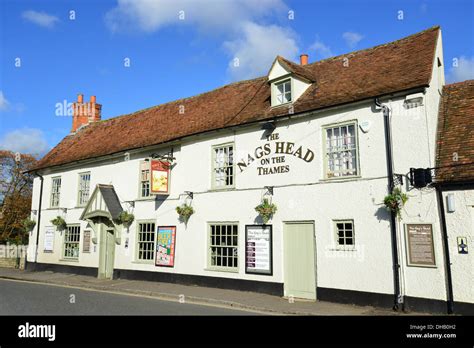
[[83, 230, 91, 253], [405, 224, 436, 267]]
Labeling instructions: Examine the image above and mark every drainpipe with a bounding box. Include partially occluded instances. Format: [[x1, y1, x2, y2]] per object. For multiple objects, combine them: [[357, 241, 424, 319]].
[[33, 172, 44, 265], [435, 185, 454, 314], [375, 98, 402, 311]]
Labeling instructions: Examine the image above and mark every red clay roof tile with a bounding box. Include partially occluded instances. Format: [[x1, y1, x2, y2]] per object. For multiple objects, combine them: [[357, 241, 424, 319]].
[[435, 79, 474, 183], [32, 26, 440, 171]]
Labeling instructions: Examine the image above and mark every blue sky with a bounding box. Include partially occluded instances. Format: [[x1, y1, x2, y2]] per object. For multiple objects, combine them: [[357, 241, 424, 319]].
[[0, 0, 473, 158]]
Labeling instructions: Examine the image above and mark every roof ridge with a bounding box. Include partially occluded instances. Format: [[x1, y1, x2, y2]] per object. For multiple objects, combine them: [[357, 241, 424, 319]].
[[305, 25, 440, 67], [445, 79, 474, 88], [94, 75, 268, 125]]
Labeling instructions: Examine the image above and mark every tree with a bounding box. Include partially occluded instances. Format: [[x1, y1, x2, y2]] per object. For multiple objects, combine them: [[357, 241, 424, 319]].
[[0, 151, 37, 244]]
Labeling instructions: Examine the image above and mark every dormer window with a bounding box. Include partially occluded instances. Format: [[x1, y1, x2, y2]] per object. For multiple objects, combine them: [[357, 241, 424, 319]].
[[275, 79, 292, 105]]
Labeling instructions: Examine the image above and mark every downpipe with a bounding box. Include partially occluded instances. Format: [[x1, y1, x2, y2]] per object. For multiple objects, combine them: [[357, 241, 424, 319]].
[[33, 172, 44, 265], [375, 98, 403, 311]]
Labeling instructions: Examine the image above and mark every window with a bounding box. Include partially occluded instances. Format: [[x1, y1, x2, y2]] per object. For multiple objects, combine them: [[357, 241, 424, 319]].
[[212, 144, 234, 188], [78, 172, 91, 206], [64, 225, 81, 259], [325, 123, 359, 178], [139, 161, 151, 198], [137, 222, 156, 261], [275, 79, 292, 105], [50, 177, 61, 208], [208, 223, 238, 270], [335, 220, 354, 246]]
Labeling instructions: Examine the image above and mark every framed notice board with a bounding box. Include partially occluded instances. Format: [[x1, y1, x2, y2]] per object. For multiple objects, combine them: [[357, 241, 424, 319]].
[[405, 224, 436, 267], [155, 226, 176, 267], [245, 225, 273, 275]]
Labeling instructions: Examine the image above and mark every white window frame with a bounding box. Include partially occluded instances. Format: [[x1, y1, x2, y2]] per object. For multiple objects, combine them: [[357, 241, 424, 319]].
[[63, 225, 81, 259], [211, 143, 235, 189], [50, 176, 61, 208], [273, 78, 292, 106], [138, 160, 151, 198], [334, 220, 355, 249], [323, 121, 360, 179], [135, 221, 156, 262], [77, 172, 91, 206], [207, 222, 239, 272]]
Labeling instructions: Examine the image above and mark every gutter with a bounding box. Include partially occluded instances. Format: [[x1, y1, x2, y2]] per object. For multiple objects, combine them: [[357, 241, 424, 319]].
[[375, 98, 403, 311]]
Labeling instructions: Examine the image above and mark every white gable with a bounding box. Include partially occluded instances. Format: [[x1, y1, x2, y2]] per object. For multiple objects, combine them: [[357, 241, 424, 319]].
[[268, 59, 291, 81]]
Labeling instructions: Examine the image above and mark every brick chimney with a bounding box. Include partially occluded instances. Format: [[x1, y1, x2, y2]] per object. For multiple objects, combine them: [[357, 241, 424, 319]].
[[300, 54, 308, 66], [71, 94, 101, 132]]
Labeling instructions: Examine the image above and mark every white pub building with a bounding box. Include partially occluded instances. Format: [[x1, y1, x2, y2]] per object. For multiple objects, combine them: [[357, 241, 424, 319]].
[[26, 26, 474, 314]]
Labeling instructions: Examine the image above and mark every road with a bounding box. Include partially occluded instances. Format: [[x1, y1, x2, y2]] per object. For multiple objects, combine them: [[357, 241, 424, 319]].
[[0, 279, 256, 315]]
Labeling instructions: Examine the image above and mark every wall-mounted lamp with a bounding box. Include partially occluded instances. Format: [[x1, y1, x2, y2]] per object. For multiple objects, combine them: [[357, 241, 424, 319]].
[[61, 208, 68, 214], [446, 194, 455, 213], [264, 186, 274, 195], [184, 191, 194, 199], [261, 121, 276, 132]]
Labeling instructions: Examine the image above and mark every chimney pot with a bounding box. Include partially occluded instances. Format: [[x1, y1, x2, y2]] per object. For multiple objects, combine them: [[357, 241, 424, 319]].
[[300, 54, 309, 66], [71, 94, 101, 133]]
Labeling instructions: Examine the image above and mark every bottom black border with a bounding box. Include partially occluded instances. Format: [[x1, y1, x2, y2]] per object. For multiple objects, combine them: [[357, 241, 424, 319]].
[[1, 315, 473, 346]]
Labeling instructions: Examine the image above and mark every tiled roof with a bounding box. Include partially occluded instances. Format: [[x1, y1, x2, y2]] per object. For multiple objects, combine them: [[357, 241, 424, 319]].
[[32, 26, 440, 171], [435, 80, 474, 183]]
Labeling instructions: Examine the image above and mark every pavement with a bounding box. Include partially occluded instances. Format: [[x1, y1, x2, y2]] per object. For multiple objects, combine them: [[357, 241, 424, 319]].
[[0, 267, 422, 315]]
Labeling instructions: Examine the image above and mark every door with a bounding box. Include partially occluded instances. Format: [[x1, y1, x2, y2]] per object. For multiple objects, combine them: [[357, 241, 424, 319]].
[[99, 226, 115, 279], [283, 222, 316, 300]]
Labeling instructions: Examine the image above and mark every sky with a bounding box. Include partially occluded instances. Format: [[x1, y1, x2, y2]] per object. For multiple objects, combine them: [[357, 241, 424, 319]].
[[0, 0, 473, 158]]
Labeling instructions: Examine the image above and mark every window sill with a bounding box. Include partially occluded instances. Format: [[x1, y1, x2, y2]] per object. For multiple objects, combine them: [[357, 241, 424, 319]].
[[135, 197, 156, 202], [270, 101, 293, 109], [59, 258, 79, 262], [320, 175, 361, 183], [328, 247, 357, 251], [204, 267, 239, 274], [209, 187, 236, 192], [131, 260, 155, 265]]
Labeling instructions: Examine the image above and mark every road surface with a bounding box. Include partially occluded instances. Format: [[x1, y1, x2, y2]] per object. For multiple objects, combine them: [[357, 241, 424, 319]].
[[0, 279, 256, 315]]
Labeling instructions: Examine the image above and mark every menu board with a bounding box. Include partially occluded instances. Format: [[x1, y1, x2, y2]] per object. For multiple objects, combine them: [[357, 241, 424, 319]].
[[245, 225, 272, 275], [155, 226, 176, 267], [406, 224, 436, 267], [43, 226, 55, 253], [83, 230, 91, 253]]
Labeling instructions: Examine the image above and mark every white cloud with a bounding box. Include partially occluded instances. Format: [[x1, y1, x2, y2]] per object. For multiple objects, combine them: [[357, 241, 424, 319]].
[[0, 128, 49, 157], [224, 22, 299, 80], [447, 56, 474, 83], [309, 36, 334, 60], [0, 91, 9, 111], [342, 31, 363, 48], [105, 0, 286, 33], [22, 10, 59, 28]]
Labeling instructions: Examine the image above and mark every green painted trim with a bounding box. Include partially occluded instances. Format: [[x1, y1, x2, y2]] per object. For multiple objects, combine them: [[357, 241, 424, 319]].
[[206, 221, 240, 272], [135, 220, 156, 262]]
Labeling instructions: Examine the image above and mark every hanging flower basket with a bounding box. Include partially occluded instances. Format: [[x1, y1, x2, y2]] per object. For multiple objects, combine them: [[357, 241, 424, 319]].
[[22, 217, 36, 232], [114, 211, 135, 227], [255, 198, 277, 224], [176, 204, 194, 223], [51, 216, 67, 230], [383, 187, 408, 219]]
